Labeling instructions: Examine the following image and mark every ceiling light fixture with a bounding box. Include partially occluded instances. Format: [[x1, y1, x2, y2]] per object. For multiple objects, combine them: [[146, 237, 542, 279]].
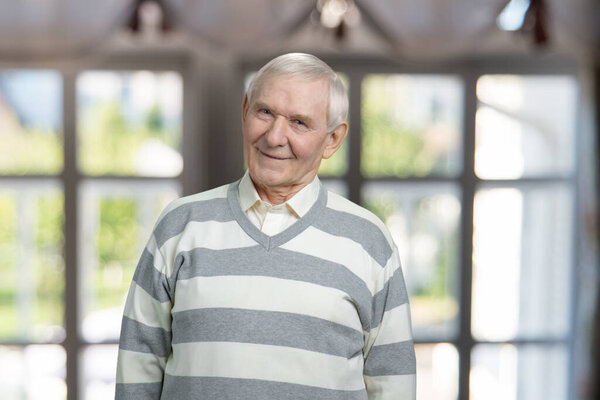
[[497, 0, 549, 46], [313, 0, 361, 40], [497, 0, 531, 31], [127, 0, 172, 35]]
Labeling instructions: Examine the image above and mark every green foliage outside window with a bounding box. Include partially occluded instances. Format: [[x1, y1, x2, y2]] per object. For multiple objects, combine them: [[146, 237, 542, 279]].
[[318, 141, 348, 177], [34, 194, 65, 337], [93, 198, 139, 312], [362, 191, 459, 336], [0, 195, 18, 340], [0, 129, 63, 175], [361, 75, 461, 178], [78, 100, 180, 176], [0, 70, 63, 175], [361, 76, 431, 177], [0, 192, 64, 342]]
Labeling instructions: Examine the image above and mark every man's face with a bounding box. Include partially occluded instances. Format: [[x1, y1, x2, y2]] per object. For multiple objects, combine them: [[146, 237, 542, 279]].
[[242, 74, 339, 193]]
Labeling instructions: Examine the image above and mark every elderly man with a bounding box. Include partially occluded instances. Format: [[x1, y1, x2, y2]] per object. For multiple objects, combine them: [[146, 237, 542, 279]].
[[116, 53, 416, 399]]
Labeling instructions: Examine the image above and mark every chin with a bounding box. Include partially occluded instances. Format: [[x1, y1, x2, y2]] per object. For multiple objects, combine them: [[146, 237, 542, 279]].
[[250, 167, 289, 187]]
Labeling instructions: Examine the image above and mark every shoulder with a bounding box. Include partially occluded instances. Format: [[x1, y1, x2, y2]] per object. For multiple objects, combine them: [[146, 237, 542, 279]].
[[325, 190, 394, 243], [155, 183, 231, 226], [148, 182, 235, 249], [322, 190, 397, 257]]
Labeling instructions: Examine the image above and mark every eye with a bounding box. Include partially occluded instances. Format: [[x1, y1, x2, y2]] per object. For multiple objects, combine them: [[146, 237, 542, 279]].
[[255, 108, 273, 121], [290, 119, 310, 132]]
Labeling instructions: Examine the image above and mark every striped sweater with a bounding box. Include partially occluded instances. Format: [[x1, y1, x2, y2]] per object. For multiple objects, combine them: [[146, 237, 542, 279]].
[[116, 179, 416, 399]]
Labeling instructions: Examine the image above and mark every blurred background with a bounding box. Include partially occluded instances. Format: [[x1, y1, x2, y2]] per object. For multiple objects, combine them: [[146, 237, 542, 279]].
[[0, 0, 599, 399]]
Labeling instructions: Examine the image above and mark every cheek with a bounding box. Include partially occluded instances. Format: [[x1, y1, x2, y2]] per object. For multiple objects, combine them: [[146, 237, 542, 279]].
[[290, 137, 327, 162], [242, 119, 263, 143], [242, 127, 258, 159]]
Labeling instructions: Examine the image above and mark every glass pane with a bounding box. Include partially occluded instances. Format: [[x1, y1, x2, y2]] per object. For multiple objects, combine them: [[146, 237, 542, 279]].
[[0, 183, 64, 343], [79, 180, 179, 342], [318, 141, 348, 176], [0, 344, 66, 400], [475, 75, 577, 179], [320, 178, 348, 197], [472, 184, 573, 341], [361, 74, 463, 177], [471, 344, 568, 400], [362, 182, 461, 340], [77, 71, 183, 176], [81, 344, 118, 400], [0, 70, 63, 174], [416, 343, 459, 400]]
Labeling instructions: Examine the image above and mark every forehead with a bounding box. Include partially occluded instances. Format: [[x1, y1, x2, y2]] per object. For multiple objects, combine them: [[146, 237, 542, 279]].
[[255, 75, 329, 117]]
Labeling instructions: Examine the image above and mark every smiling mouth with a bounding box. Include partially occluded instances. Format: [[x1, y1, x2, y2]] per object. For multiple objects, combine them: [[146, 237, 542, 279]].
[[259, 150, 289, 160]]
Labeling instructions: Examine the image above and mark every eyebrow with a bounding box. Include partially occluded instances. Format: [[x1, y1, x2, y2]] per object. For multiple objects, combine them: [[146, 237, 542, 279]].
[[290, 113, 314, 127], [253, 101, 315, 127]]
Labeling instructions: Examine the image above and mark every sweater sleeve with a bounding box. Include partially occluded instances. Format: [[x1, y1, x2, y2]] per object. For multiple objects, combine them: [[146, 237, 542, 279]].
[[115, 233, 173, 400], [363, 248, 416, 400]]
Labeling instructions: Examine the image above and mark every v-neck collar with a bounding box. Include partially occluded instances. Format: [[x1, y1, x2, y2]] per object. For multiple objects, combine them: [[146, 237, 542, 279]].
[[227, 179, 327, 251]]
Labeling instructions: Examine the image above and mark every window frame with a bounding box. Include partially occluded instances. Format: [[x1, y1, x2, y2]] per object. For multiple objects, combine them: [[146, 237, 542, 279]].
[[0, 52, 584, 400], [0, 52, 197, 400]]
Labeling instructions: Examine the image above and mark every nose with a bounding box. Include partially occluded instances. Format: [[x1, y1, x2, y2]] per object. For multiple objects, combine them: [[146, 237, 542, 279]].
[[265, 116, 288, 147]]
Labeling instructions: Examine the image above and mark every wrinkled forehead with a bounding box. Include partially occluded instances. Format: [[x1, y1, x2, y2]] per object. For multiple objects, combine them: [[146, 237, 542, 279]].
[[251, 75, 330, 127], [252, 72, 329, 101]]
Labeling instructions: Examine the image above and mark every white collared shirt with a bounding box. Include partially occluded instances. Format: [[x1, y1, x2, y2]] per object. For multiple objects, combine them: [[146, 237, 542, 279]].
[[238, 170, 320, 236]]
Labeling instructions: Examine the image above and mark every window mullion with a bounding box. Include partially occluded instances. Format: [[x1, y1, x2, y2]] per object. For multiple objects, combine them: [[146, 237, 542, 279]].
[[457, 68, 478, 400], [347, 69, 363, 204], [62, 70, 81, 400]]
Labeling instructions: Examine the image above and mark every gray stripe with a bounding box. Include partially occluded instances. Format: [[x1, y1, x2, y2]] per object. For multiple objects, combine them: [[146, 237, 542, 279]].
[[119, 316, 172, 357], [115, 382, 163, 399], [132, 248, 173, 303], [161, 375, 368, 400], [364, 340, 416, 376], [371, 268, 409, 326], [154, 197, 233, 248], [313, 207, 393, 268], [176, 246, 374, 330], [171, 308, 364, 359]]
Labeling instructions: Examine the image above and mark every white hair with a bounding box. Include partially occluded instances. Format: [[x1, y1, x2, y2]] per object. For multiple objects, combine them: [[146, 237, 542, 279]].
[[246, 53, 348, 132]]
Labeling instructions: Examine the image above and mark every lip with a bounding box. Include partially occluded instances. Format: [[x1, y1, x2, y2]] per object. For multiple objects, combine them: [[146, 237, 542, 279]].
[[258, 149, 290, 161]]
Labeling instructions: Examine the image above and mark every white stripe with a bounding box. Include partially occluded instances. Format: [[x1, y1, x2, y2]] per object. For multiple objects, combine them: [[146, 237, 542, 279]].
[[123, 283, 172, 331], [116, 349, 167, 384], [368, 303, 413, 346], [145, 234, 167, 275], [372, 254, 401, 295], [363, 374, 416, 400], [156, 184, 229, 225], [160, 220, 256, 272], [167, 341, 365, 391], [280, 226, 381, 295], [171, 275, 363, 332], [326, 191, 395, 247]]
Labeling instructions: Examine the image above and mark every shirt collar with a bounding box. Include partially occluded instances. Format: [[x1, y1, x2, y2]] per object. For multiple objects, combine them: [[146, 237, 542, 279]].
[[238, 170, 321, 218], [239, 170, 262, 212]]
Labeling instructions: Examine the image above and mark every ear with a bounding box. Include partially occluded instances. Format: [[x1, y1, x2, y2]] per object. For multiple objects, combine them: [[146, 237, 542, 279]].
[[241, 94, 250, 122], [322, 122, 348, 159]]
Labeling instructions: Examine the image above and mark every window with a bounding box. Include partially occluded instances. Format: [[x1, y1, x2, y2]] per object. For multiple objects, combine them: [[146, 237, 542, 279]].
[[358, 72, 465, 400], [0, 65, 186, 399], [241, 60, 581, 400], [0, 70, 67, 399], [469, 74, 576, 400], [358, 68, 577, 400]]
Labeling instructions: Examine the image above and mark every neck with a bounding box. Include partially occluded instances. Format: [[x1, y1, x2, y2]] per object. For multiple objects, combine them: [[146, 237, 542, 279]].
[[250, 177, 314, 205]]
